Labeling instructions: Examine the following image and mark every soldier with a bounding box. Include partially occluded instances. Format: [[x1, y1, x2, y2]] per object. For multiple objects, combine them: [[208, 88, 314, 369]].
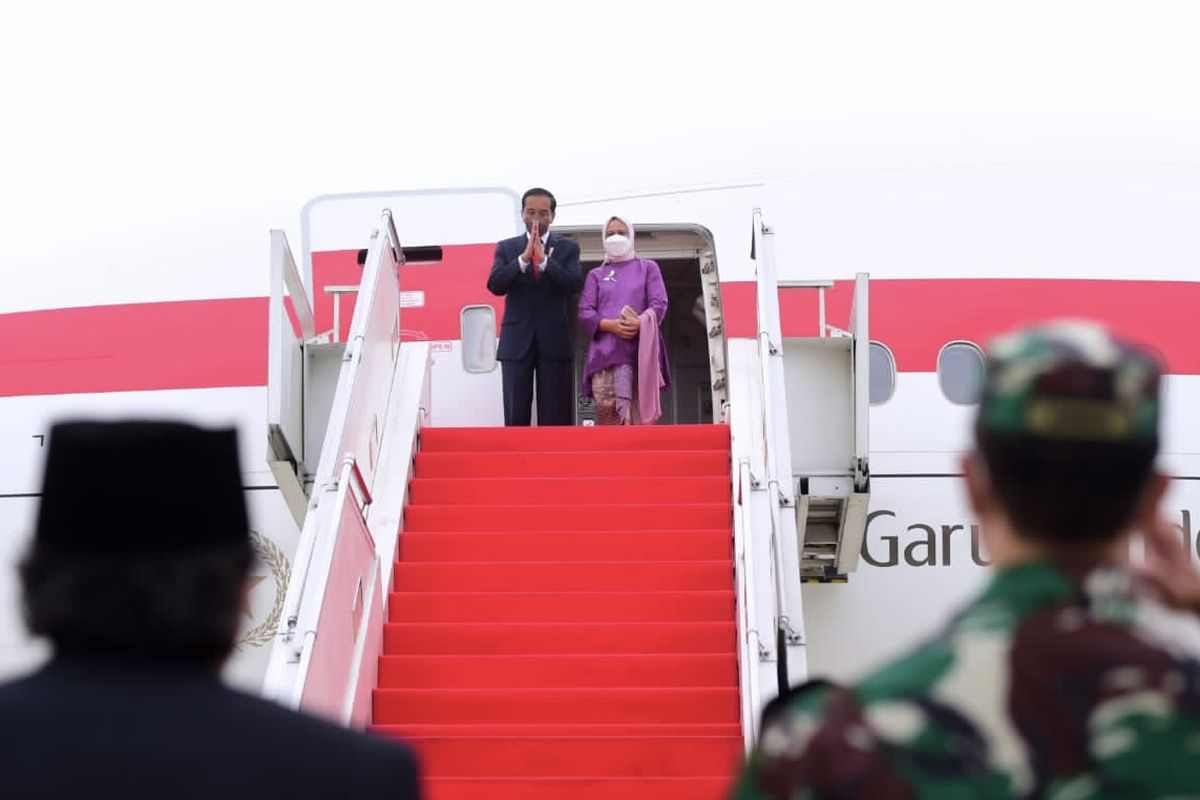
[[733, 320, 1200, 798]]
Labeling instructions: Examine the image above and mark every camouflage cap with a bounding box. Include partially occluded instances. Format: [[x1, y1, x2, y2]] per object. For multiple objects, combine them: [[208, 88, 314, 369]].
[[978, 320, 1161, 442]]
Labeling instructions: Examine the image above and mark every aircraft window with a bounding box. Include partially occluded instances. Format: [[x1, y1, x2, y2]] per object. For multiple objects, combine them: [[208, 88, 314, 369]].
[[937, 341, 985, 405], [460, 305, 498, 373], [869, 342, 896, 406]]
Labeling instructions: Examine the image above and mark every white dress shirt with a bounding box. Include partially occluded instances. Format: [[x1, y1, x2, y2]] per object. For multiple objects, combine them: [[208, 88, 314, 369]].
[[517, 231, 551, 272]]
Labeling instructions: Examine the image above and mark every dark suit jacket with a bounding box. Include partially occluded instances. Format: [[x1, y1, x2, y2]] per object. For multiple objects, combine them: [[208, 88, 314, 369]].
[[0, 657, 420, 799], [486, 232, 583, 362]]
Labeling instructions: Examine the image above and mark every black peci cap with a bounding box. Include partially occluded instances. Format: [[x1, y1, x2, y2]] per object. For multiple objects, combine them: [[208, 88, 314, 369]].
[[34, 420, 249, 554]]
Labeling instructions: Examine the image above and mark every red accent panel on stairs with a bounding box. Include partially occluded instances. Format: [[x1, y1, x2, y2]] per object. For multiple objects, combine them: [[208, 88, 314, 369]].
[[372, 424, 741, 800]]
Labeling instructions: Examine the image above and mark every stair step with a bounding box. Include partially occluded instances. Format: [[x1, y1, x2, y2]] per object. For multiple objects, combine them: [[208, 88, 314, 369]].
[[383, 621, 736, 655], [405, 503, 730, 532], [408, 735, 744, 778], [409, 476, 729, 505], [397, 530, 731, 562], [392, 561, 731, 592], [379, 425, 740, 797], [377, 653, 737, 689], [420, 424, 729, 453], [415, 449, 729, 479], [374, 722, 742, 738], [388, 590, 734, 623], [422, 777, 734, 800], [372, 687, 739, 725]]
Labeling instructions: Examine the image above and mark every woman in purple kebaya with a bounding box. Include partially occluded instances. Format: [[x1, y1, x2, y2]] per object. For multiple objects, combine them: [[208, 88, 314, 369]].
[[578, 216, 672, 425]]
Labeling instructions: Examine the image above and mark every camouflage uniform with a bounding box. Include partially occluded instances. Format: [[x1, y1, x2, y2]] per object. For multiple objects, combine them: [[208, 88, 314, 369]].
[[733, 321, 1200, 799]]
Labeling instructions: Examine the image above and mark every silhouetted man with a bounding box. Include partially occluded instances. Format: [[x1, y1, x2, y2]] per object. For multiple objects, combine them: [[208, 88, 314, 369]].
[[0, 420, 421, 799]]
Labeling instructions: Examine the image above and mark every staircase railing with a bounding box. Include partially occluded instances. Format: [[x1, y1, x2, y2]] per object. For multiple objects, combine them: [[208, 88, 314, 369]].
[[751, 209, 807, 693], [262, 211, 432, 726], [733, 457, 764, 748]]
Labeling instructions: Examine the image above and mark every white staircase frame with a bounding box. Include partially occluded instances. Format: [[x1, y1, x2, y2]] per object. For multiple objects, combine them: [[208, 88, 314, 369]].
[[262, 212, 432, 726], [731, 455, 766, 749], [781, 272, 871, 579], [751, 210, 808, 674], [263, 202, 868, 751], [266, 230, 317, 529], [732, 209, 872, 747], [729, 209, 813, 750]]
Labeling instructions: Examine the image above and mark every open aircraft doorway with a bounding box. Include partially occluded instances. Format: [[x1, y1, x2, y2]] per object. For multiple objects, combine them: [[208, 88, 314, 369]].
[[558, 225, 727, 426]]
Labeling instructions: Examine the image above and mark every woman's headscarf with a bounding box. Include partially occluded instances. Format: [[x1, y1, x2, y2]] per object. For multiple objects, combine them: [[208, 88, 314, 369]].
[[602, 215, 636, 263]]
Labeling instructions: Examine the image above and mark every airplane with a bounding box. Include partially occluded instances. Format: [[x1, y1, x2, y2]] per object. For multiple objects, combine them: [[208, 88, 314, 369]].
[[2, 161, 1199, 799], [2, 4, 1200, 796]]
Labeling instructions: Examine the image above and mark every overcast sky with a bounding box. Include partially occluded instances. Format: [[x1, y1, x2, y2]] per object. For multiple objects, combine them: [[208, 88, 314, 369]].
[[2, 1, 1198, 310]]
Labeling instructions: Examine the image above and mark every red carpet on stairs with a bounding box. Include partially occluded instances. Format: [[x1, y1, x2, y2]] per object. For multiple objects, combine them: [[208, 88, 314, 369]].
[[371, 424, 742, 800]]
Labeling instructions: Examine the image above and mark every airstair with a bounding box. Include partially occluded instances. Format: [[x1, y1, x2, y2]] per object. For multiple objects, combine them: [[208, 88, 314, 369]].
[[260, 199, 871, 796]]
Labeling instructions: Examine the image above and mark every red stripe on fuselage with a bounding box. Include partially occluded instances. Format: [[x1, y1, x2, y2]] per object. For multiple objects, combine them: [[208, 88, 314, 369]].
[[0, 298, 267, 397], [0, 274, 1196, 398], [721, 279, 1199, 373]]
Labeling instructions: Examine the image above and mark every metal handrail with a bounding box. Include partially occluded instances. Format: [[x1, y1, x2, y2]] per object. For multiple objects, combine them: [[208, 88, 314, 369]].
[[324, 286, 359, 343], [384, 209, 405, 266], [344, 455, 374, 507], [264, 210, 401, 713], [751, 209, 794, 694], [757, 331, 792, 692], [270, 230, 316, 339], [777, 279, 831, 335], [734, 458, 764, 749]]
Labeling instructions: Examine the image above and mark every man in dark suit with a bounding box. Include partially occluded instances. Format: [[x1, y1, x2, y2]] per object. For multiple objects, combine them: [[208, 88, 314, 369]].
[[487, 187, 583, 426], [0, 420, 421, 800]]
